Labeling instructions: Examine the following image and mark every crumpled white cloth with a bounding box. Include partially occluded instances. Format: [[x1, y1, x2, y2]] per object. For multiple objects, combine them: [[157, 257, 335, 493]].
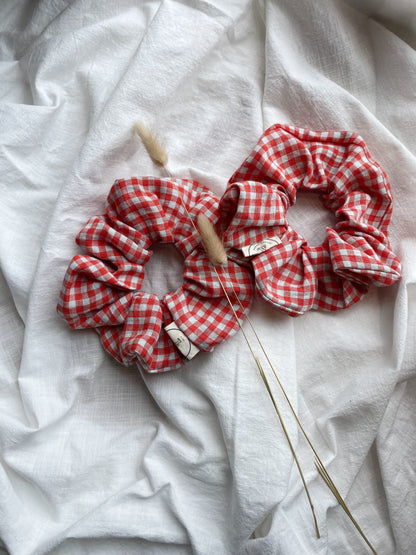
[[0, 0, 415, 553]]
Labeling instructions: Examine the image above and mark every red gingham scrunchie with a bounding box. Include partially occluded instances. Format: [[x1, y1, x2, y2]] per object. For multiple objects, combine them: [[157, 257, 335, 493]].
[[218, 124, 401, 316], [57, 178, 254, 372]]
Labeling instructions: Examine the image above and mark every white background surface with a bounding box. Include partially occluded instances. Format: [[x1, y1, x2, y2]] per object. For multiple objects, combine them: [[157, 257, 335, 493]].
[[0, 1, 415, 553]]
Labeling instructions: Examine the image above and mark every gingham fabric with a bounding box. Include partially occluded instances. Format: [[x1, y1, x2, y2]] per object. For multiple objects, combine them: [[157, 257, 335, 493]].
[[57, 178, 254, 373], [218, 123, 402, 316]]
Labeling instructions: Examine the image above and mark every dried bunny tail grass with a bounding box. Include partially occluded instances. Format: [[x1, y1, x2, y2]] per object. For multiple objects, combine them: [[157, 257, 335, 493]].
[[197, 214, 227, 266], [132, 121, 314, 534], [134, 121, 168, 166], [132, 121, 369, 547]]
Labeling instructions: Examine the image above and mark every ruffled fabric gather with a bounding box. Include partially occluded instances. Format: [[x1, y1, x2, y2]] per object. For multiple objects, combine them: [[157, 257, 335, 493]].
[[218, 124, 401, 316], [57, 177, 254, 372]]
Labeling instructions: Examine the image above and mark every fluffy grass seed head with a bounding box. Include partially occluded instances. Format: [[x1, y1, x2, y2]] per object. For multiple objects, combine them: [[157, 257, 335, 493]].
[[197, 213, 227, 267], [134, 121, 168, 167]]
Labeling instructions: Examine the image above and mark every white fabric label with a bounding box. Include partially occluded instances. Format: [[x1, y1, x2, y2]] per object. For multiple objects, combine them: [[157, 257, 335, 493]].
[[241, 235, 281, 257], [165, 322, 200, 360]]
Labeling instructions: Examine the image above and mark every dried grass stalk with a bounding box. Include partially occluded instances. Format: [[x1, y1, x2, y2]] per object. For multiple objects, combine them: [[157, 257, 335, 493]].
[[315, 458, 377, 554], [256, 358, 320, 539], [210, 267, 319, 538], [226, 280, 378, 552]]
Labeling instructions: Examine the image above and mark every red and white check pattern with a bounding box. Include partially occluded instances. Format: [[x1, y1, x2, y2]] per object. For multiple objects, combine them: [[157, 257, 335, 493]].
[[219, 124, 401, 316], [57, 178, 254, 373]]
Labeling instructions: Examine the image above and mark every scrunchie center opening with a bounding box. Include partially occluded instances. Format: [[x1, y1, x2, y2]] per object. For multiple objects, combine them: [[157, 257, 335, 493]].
[[286, 191, 337, 247], [141, 243, 185, 299]]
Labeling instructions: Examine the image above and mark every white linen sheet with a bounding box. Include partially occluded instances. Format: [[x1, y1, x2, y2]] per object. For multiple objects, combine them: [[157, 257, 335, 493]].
[[0, 1, 415, 553]]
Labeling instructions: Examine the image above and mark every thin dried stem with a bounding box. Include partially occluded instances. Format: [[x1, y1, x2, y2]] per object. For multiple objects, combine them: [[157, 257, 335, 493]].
[[213, 267, 320, 539], [256, 357, 320, 539], [315, 458, 378, 554], [231, 291, 320, 456], [225, 281, 378, 553]]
